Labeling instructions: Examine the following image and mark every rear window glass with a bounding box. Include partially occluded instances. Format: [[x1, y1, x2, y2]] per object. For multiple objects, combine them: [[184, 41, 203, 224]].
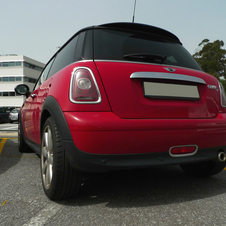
[[94, 29, 202, 71]]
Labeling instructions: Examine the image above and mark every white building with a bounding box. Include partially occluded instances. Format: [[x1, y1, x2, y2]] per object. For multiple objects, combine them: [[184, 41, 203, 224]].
[[0, 55, 45, 107]]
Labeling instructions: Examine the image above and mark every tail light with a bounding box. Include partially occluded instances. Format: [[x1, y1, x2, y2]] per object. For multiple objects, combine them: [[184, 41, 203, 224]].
[[70, 67, 101, 104], [219, 82, 226, 107]]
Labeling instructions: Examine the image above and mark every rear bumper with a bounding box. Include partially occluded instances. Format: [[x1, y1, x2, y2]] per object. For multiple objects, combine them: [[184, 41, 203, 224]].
[[63, 112, 226, 172], [63, 140, 226, 173]]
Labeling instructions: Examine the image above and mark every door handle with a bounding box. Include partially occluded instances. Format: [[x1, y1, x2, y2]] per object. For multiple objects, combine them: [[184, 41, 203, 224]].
[[31, 94, 37, 99]]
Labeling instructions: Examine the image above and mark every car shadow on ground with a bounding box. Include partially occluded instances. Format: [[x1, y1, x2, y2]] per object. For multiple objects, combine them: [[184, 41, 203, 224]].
[[0, 138, 22, 175], [62, 165, 226, 208]]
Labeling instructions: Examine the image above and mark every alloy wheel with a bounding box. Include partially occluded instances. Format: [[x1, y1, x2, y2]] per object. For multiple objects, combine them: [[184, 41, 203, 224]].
[[41, 125, 53, 190]]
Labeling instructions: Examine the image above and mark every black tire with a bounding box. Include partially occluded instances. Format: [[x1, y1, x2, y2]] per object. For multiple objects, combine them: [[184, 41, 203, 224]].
[[18, 115, 33, 153], [41, 116, 82, 200], [180, 160, 226, 177]]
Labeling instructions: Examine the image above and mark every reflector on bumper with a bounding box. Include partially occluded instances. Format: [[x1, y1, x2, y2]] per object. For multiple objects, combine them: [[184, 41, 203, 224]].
[[169, 145, 198, 157]]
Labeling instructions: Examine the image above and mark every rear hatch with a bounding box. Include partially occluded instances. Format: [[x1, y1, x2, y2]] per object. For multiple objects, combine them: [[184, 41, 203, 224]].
[[95, 61, 220, 119], [93, 24, 221, 119]]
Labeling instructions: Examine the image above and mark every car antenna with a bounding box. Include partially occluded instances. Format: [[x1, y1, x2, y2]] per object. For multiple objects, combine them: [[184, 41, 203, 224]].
[[132, 0, 137, 23]]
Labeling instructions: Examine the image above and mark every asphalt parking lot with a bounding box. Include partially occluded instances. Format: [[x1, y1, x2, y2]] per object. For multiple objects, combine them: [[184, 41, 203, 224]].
[[1, 126, 226, 225]]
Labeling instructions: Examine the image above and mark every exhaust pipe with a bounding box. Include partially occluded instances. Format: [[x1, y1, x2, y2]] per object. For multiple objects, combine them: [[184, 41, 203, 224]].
[[218, 152, 226, 162]]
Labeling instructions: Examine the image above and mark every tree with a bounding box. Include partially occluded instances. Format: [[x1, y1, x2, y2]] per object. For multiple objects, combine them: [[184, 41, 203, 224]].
[[193, 39, 226, 79]]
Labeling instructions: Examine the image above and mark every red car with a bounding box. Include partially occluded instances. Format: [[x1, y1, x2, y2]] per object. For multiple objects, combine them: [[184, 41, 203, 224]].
[[15, 22, 226, 200]]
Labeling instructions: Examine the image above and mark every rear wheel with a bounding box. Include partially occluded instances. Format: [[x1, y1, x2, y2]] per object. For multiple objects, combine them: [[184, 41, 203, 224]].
[[180, 160, 226, 177], [41, 116, 82, 200]]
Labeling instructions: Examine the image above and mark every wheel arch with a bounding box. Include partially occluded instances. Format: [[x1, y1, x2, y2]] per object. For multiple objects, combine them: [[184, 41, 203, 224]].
[[40, 96, 73, 141]]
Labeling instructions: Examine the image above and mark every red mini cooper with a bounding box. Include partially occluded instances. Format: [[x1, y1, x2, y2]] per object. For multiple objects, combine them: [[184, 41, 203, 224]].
[[15, 22, 226, 200]]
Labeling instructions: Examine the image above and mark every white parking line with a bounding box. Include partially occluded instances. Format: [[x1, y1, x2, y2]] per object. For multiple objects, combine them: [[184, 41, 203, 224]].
[[22, 203, 61, 226], [2, 126, 17, 130]]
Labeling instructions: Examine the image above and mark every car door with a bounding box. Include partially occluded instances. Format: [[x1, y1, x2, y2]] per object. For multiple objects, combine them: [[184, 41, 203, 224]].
[[22, 59, 54, 143]]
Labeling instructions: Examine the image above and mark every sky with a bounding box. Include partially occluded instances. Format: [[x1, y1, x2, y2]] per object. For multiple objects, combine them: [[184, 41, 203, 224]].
[[1, 0, 226, 64]]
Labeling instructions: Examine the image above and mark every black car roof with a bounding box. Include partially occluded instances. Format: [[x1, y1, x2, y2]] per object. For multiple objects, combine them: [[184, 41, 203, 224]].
[[46, 22, 181, 67], [95, 22, 181, 43]]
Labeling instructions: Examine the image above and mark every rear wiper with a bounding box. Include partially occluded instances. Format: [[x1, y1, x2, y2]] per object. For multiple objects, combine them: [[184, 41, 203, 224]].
[[123, 53, 167, 64]]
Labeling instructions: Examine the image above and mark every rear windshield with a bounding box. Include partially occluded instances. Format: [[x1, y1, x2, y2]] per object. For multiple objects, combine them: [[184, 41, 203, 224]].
[[94, 29, 202, 71]]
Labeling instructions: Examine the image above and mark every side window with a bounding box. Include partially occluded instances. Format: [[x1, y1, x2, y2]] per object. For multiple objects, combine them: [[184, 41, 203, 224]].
[[34, 58, 54, 90], [47, 35, 79, 78], [74, 32, 86, 61], [74, 30, 93, 61], [83, 30, 93, 60]]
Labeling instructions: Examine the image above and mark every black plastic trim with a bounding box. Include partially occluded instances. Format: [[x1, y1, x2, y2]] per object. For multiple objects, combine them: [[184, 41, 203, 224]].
[[40, 96, 73, 141], [24, 137, 41, 154], [62, 139, 226, 173], [97, 22, 181, 43]]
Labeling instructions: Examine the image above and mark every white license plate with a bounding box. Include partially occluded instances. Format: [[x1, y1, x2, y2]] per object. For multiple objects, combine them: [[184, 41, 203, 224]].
[[143, 82, 200, 99]]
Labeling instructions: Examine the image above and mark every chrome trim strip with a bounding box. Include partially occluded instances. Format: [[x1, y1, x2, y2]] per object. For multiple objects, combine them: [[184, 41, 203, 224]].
[[130, 72, 206, 84], [69, 66, 102, 104], [169, 145, 198, 157]]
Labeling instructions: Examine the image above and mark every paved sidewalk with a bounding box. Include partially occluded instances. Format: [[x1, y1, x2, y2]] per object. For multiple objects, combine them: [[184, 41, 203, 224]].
[[0, 131, 18, 138]]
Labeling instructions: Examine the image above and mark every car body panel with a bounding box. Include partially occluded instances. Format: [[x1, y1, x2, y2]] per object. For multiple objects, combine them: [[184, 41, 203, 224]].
[[21, 78, 52, 143], [64, 111, 226, 155], [95, 61, 220, 119], [47, 61, 111, 112]]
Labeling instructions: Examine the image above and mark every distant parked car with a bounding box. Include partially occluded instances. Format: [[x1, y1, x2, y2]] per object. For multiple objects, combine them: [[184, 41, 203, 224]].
[[0, 107, 14, 123], [9, 108, 20, 123], [15, 22, 226, 200]]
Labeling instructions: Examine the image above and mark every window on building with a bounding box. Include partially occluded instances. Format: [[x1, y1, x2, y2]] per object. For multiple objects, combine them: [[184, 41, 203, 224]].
[[24, 77, 37, 83], [24, 62, 43, 72], [0, 76, 23, 82], [2, 62, 9, 67], [0, 61, 22, 67], [15, 62, 21, 66], [9, 62, 15, 66], [9, 77, 15, 81], [0, 91, 17, 97], [16, 77, 22, 81], [9, 92, 15, 96]]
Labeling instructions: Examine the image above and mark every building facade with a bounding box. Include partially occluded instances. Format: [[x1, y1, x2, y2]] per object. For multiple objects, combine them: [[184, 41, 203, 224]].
[[0, 55, 45, 107]]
